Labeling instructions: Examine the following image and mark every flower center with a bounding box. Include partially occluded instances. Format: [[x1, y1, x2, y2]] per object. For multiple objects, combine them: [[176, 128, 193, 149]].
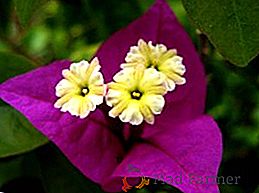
[[147, 62, 159, 71], [131, 90, 143, 100], [81, 87, 89, 96]]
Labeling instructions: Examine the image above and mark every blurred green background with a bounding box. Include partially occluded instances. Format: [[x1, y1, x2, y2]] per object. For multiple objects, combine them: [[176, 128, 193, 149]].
[[0, 0, 258, 193]]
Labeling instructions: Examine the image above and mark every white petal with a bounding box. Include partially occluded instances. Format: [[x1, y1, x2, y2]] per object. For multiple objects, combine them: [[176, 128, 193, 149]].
[[79, 110, 90, 119], [54, 100, 62, 108], [54, 93, 75, 108], [68, 98, 82, 116], [143, 95, 165, 115], [155, 43, 167, 53], [176, 77, 186, 85], [106, 90, 122, 107], [165, 78, 176, 91], [60, 97, 80, 116], [55, 79, 76, 97], [79, 99, 91, 118], [119, 102, 143, 125], [86, 99, 96, 112], [90, 57, 101, 74], [140, 68, 165, 88], [70, 60, 89, 79], [60, 102, 70, 112], [169, 73, 186, 85], [89, 71, 104, 85], [113, 69, 134, 84], [108, 110, 117, 118], [138, 39, 146, 46], [79, 61, 90, 81], [129, 110, 144, 125], [165, 56, 186, 75], [88, 94, 104, 106], [147, 41, 155, 49]]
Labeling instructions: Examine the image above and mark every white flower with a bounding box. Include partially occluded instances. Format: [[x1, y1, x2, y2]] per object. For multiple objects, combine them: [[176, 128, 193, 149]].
[[121, 39, 186, 91], [54, 57, 105, 118], [106, 67, 167, 125]]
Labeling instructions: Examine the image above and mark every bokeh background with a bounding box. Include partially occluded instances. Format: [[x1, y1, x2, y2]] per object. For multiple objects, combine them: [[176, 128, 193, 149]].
[[0, 0, 258, 193]]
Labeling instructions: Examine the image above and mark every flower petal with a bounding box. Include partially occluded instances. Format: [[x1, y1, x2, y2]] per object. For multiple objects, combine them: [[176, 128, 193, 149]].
[[119, 101, 144, 125], [107, 116, 222, 193], [55, 79, 78, 97], [0, 60, 124, 186], [142, 94, 165, 115], [95, 0, 206, 122]]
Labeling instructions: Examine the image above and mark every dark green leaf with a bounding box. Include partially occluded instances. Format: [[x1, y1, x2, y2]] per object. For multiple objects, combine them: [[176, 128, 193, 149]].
[[13, 0, 48, 27], [0, 152, 44, 191], [182, 0, 259, 66], [0, 51, 35, 83], [254, 186, 259, 193], [219, 184, 243, 193], [0, 156, 24, 187], [0, 106, 48, 158], [37, 144, 104, 193], [0, 0, 12, 34]]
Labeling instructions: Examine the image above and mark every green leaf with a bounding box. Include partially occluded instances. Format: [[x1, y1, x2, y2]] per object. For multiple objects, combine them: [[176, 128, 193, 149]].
[[182, 0, 259, 66], [0, 0, 12, 34], [254, 186, 259, 193], [37, 144, 104, 193], [0, 152, 41, 187], [13, 0, 48, 27], [0, 106, 48, 158], [0, 51, 35, 83], [0, 156, 24, 187], [219, 184, 243, 193]]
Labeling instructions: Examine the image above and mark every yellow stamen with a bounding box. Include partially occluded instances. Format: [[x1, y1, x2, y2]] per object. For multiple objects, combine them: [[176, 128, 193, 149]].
[[132, 91, 141, 99]]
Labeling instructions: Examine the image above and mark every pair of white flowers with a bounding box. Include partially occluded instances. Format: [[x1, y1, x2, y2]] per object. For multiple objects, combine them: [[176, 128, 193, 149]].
[[54, 39, 186, 125]]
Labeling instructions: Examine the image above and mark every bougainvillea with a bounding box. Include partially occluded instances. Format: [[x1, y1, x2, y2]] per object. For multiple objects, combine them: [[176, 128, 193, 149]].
[[0, 0, 222, 193]]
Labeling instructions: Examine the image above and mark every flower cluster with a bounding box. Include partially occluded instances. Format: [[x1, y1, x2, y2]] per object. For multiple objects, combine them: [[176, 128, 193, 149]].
[[55, 39, 186, 125]]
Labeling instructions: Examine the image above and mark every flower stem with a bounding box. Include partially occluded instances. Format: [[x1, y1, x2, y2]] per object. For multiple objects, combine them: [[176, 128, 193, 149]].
[[125, 124, 145, 152], [99, 104, 146, 154]]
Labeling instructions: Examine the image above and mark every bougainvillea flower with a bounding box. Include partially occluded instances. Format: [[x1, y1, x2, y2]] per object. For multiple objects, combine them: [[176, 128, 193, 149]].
[[0, 0, 222, 193], [121, 39, 186, 91], [106, 67, 167, 125], [54, 58, 105, 118]]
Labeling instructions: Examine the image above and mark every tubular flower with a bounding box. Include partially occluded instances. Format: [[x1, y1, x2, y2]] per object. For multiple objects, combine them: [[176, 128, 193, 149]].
[[121, 39, 186, 91], [54, 58, 105, 118], [106, 67, 167, 125]]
